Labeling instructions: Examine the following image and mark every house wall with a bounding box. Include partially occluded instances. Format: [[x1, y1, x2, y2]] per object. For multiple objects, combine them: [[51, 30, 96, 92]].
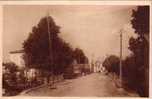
[[9, 53, 25, 68]]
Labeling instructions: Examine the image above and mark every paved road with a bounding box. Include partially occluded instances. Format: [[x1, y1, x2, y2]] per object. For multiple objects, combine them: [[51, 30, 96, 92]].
[[19, 73, 139, 97]]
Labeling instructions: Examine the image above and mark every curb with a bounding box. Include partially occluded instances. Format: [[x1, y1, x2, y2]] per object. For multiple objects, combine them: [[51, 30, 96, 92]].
[[19, 84, 47, 95], [19, 79, 64, 95]]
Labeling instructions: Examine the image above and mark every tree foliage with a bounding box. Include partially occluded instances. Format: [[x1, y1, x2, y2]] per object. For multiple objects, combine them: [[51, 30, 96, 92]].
[[3, 62, 18, 91], [23, 16, 88, 75], [130, 5, 149, 72], [102, 55, 120, 74], [3, 62, 18, 73], [131, 6, 149, 35], [127, 6, 149, 97], [73, 48, 88, 64], [122, 55, 138, 89], [23, 16, 74, 74]]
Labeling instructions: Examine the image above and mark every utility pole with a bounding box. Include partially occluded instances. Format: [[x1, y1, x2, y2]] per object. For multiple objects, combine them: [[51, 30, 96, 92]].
[[46, 12, 55, 88], [119, 29, 123, 88], [90, 54, 93, 73]]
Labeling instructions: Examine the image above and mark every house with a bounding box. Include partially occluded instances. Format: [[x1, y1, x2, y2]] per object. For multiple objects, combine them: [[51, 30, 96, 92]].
[[9, 50, 37, 80], [9, 50, 25, 69], [90, 60, 103, 73]]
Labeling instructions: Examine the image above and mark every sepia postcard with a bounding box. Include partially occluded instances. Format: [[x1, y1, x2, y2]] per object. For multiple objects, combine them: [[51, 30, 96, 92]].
[[0, 0, 151, 99]]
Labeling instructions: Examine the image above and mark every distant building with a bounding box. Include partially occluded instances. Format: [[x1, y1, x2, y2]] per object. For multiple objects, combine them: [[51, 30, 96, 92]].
[[72, 59, 90, 75], [94, 60, 102, 72]]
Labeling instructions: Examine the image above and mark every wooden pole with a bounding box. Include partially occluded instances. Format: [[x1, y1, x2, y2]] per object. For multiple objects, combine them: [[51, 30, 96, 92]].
[[119, 29, 123, 87], [46, 12, 54, 86]]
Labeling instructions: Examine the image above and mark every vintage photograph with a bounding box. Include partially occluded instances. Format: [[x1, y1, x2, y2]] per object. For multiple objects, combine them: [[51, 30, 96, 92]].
[[2, 3, 150, 97]]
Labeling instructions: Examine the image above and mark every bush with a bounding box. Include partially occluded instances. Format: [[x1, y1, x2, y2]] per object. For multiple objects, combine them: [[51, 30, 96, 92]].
[[102, 55, 120, 75], [122, 55, 148, 97], [3, 62, 43, 96]]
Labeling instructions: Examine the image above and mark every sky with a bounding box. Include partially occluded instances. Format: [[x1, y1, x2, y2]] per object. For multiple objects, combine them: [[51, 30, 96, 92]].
[[3, 5, 137, 62]]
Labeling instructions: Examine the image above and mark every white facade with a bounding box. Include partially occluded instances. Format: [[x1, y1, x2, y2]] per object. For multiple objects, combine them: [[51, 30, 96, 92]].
[[93, 60, 103, 72], [9, 50, 38, 80], [9, 50, 25, 68]]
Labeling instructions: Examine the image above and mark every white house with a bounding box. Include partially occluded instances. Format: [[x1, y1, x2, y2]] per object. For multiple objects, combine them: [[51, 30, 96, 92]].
[[9, 50, 37, 80], [9, 50, 25, 68]]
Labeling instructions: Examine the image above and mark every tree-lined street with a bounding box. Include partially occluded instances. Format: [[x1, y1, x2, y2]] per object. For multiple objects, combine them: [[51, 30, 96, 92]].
[[3, 5, 149, 97]]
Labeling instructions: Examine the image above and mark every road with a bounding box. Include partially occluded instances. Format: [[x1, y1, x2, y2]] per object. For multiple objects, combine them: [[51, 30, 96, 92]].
[[19, 73, 139, 97]]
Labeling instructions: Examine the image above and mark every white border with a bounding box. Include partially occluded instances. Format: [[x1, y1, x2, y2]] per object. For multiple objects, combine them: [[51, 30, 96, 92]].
[[0, 1, 151, 99], [0, 1, 151, 5], [149, 2, 152, 99]]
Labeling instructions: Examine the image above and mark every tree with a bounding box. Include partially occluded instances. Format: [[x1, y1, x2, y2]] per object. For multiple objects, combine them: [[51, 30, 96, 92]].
[[131, 6, 149, 35], [73, 48, 88, 64], [3, 62, 18, 73], [23, 16, 74, 75], [3, 62, 18, 91], [130, 6, 149, 68], [129, 6, 149, 97], [122, 55, 138, 89], [102, 55, 120, 74]]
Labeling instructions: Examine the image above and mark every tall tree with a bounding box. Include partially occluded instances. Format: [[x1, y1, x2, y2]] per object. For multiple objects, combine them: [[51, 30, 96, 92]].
[[130, 6, 149, 97], [131, 6, 149, 35], [23, 16, 74, 75]]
